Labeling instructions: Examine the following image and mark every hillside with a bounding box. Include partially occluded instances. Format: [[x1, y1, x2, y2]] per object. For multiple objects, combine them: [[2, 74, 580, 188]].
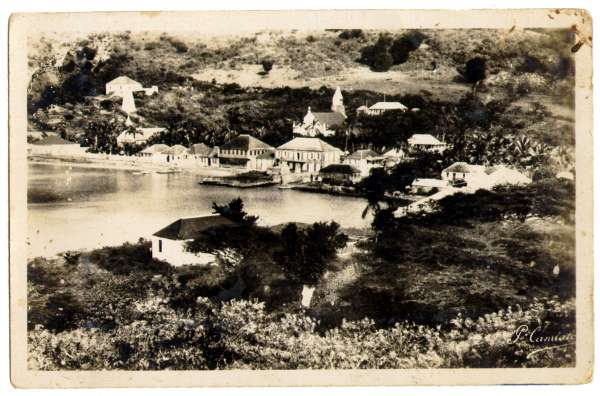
[[27, 28, 575, 173]]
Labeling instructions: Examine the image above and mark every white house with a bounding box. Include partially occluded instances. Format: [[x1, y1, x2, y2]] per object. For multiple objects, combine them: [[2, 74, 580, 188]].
[[187, 143, 219, 167], [218, 134, 274, 169], [152, 215, 236, 267], [344, 149, 385, 177], [382, 148, 407, 167], [29, 136, 87, 157], [276, 137, 342, 174], [485, 165, 532, 188], [367, 101, 408, 115], [407, 134, 448, 153], [116, 127, 166, 146], [357, 101, 408, 116], [442, 162, 532, 191], [139, 143, 170, 163], [441, 162, 488, 188], [105, 76, 143, 97], [165, 145, 190, 163]]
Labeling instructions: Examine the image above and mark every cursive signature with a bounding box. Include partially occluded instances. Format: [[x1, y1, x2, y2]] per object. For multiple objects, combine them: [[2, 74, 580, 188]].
[[508, 325, 575, 359]]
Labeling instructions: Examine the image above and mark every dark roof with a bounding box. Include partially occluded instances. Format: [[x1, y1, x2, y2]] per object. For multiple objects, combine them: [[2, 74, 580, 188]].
[[32, 136, 77, 145], [189, 143, 213, 156], [312, 111, 345, 127], [346, 149, 380, 160], [153, 215, 236, 240], [320, 164, 361, 175], [220, 134, 273, 151]]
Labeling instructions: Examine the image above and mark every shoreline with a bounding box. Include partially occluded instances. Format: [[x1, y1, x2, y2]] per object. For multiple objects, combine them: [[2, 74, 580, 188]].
[[28, 155, 241, 177]]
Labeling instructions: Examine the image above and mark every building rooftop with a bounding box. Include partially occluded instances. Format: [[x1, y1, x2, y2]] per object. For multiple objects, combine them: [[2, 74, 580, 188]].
[[443, 162, 486, 174], [277, 137, 341, 152], [153, 215, 236, 240], [346, 149, 380, 160], [141, 144, 170, 154], [408, 134, 445, 146], [189, 143, 214, 157], [320, 164, 361, 174], [107, 76, 142, 86], [369, 101, 408, 111], [220, 134, 273, 151], [311, 111, 346, 127]]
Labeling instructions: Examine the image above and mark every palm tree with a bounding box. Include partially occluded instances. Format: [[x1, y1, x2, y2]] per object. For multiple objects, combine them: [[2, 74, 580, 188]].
[[512, 135, 532, 165]]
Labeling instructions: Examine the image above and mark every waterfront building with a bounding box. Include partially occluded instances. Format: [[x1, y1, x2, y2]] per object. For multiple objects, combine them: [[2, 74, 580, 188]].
[[152, 215, 235, 266], [218, 134, 274, 170], [344, 149, 385, 177], [319, 164, 362, 184], [276, 137, 342, 174], [29, 136, 87, 157]]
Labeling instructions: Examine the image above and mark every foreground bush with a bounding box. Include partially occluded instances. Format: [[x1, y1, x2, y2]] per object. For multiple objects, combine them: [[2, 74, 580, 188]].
[[28, 297, 575, 370]]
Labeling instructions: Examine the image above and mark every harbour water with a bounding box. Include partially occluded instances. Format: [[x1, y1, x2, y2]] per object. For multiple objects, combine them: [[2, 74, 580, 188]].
[[27, 162, 372, 258]]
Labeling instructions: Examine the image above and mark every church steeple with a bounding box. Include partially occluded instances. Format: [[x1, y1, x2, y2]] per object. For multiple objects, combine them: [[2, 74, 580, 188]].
[[331, 86, 346, 117]]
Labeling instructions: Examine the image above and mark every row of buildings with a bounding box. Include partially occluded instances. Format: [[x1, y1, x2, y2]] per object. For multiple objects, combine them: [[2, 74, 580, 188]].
[[131, 131, 450, 182]]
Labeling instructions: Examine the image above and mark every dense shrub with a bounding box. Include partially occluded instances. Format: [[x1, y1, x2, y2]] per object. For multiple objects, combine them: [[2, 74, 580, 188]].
[[338, 29, 364, 40], [28, 298, 575, 370]]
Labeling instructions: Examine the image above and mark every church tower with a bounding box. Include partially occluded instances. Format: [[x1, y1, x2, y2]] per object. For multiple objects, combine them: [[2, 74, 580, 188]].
[[331, 86, 346, 117]]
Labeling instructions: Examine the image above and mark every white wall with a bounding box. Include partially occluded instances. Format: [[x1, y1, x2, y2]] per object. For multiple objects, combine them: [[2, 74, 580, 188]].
[[151, 236, 218, 267]]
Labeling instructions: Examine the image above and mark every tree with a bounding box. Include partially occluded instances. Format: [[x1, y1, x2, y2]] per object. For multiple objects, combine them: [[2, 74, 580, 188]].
[[460, 57, 487, 91], [261, 59, 274, 74], [274, 222, 348, 286], [81, 118, 120, 153], [359, 35, 394, 72], [389, 32, 426, 65], [212, 197, 258, 226], [371, 50, 394, 72], [358, 167, 389, 219]]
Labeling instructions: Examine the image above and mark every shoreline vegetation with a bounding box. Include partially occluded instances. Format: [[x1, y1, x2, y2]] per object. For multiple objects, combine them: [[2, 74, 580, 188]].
[[27, 179, 576, 369]]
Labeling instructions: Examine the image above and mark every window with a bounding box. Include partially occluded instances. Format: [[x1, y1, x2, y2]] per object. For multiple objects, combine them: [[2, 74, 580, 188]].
[[158, 239, 162, 253]]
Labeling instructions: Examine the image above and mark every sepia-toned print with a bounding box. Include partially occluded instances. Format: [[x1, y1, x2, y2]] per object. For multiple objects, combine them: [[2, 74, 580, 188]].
[[9, 9, 593, 387]]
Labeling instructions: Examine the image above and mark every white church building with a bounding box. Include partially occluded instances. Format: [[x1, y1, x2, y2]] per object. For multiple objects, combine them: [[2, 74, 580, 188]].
[[293, 87, 347, 137]]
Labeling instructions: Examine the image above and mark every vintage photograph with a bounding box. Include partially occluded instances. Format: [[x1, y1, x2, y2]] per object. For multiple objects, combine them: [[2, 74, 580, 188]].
[[9, 9, 593, 387]]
